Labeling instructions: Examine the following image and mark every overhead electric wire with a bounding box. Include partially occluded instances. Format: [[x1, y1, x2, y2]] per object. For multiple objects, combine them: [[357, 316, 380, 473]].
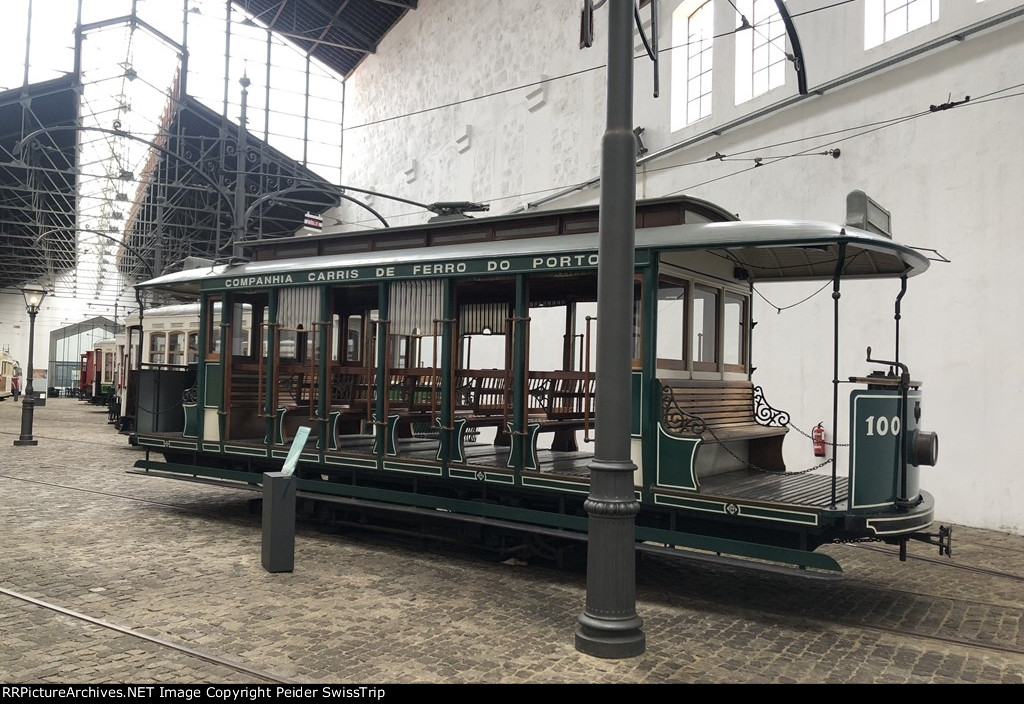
[[338, 84, 1020, 229]]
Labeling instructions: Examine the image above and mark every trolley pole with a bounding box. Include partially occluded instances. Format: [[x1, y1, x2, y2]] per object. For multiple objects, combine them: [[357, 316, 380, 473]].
[[575, 0, 645, 658]]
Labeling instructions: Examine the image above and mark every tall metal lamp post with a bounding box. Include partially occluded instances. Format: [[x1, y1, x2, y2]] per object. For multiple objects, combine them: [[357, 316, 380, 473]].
[[14, 285, 47, 447], [574, 0, 645, 658]]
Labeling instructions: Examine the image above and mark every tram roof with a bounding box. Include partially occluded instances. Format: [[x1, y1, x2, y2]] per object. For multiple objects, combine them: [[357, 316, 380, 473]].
[[137, 217, 931, 297], [123, 303, 201, 327]]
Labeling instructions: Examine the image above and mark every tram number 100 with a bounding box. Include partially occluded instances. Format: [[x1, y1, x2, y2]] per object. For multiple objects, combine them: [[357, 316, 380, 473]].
[[864, 415, 901, 436]]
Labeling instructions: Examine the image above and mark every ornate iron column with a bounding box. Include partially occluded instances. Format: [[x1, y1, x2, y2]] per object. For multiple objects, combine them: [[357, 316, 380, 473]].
[[232, 74, 250, 260], [574, 0, 645, 658], [14, 285, 47, 447]]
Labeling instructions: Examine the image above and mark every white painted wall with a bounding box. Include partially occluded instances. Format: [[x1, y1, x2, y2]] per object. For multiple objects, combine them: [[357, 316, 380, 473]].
[[339, 0, 1024, 535], [338, 0, 607, 225]]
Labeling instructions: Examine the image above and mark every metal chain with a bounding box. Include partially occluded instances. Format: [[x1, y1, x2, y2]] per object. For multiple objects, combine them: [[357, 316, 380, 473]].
[[830, 536, 883, 545], [701, 423, 834, 476]]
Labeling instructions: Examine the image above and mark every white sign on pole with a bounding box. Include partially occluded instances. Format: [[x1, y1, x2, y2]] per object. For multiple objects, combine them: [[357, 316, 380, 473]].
[[281, 426, 311, 476]]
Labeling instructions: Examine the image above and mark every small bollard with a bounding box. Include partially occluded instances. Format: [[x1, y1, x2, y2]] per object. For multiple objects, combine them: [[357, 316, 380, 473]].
[[261, 472, 296, 573], [261, 426, 309, 573]]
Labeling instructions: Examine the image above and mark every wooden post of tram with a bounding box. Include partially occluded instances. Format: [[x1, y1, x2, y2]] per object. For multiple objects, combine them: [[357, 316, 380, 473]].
[[575, 0, 645, 657]]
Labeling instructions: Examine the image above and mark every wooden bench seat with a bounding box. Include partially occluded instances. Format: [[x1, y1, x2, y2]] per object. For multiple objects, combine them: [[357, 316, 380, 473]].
[[289, 366, 594, 467], [660, 379, 789, 478], [452, 369, 510, 417], [527, 371, 595, 421]]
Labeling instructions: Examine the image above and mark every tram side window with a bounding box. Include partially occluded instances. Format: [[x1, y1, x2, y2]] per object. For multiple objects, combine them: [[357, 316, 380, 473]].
[[657, 276, 688, 369], [528, 276, 638, 370], [386, 330, 439, 369], [168, 332, 185, 365], [460, 300, 508, 369], [277, 328, 314, 362], [231, 303, 252, 357], [205, 298, 222, 358], [723, 291, 747, 372], [328, 314, 338, 362], [279, 330, 297, 360], [187, 332, 199, 364], [692, 285, 718, 371], [326, 313, 368, 364], [345, 314, 363, 363], [282, 332, 316, 362], [150, 333, 166, 364], [392, 336, 410, 368]]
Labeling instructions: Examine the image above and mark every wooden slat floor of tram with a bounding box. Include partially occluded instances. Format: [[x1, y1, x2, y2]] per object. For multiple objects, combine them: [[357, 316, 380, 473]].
[[698, 469, 849, 509], [168, 435, 846, 509], [459, 444, 512, 465], [537, 450, 593, 476], [335, 434, 376, 449], [394, 441, 595, 477]]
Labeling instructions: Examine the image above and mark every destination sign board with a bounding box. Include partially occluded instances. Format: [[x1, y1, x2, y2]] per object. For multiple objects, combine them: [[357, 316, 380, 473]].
[[203, 249, 650, 292]]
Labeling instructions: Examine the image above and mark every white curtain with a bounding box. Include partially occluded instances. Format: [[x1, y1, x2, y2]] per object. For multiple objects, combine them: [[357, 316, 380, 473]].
[[277, 285, 320, 330], [390, 280, 443, 335]]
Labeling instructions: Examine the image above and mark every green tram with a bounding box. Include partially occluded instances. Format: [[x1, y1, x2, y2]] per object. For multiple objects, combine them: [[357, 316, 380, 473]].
[[130, 194, 947, 574]]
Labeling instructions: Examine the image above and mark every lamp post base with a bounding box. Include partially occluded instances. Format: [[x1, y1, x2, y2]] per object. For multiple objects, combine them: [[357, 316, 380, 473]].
[[13, 395, 37, 447], [575, 616, 646, 659]]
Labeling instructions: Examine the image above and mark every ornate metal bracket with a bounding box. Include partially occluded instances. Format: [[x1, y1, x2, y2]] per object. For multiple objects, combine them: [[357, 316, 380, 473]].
[[660, 384, 707, 436], [456, 383, 475, 407], [182, 384, 198, 404], [281, 372, 308, 405], [330, 373, 356, 405], [753, 385, 790, 426], [528, 379, 551, 406]]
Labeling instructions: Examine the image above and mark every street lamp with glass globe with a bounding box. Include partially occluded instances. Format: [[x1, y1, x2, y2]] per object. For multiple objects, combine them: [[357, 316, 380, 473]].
[[14, 285, 46, 447]]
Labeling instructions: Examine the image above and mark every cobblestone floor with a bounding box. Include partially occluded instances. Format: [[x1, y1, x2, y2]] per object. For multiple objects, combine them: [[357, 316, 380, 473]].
[[1, 397, 1022, 684]]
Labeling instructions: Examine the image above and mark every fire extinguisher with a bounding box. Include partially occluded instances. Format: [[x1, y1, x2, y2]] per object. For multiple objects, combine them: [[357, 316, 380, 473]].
[[812, 423, 827, 457]]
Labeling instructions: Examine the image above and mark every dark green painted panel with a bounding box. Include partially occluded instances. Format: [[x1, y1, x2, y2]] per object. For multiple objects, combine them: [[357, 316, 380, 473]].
[[637, 525, 841, 572], [631, 371, 642, 436], [204, 363, 222, 407], [739, 505, 818, 526], [655, 424, 699, 491], [183, 404, 198, 438], [849, 389, 922, 510], [133, 458, 839, 571]]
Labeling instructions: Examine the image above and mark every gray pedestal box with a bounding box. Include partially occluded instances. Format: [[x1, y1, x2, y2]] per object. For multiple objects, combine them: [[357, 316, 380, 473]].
[[261, 472, 296, 573]]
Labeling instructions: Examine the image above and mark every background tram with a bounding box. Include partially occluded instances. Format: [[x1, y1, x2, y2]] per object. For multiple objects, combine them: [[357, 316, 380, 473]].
[[79, 339, 122, 405], [117, 304, 202, 436], [0, 348, 21, 400], [78, 349, 94, 400], [128, 194, 946, 574]]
